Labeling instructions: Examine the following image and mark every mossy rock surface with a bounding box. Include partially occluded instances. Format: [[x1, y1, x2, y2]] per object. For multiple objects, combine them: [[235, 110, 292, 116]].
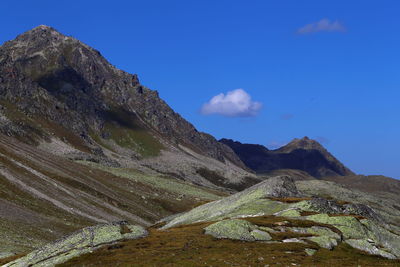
[[4, 222, 147, 267], [345, 239, 396, 259], [204, 219, 257, 241], [275, 208, 302, 217], [305, 214, 369, 239], [304, 248, 317, 256], [306, 236, 338, 250], [163, 176, 298, 229], [360, 219, 400, 257], [250, 229, 272, 241]]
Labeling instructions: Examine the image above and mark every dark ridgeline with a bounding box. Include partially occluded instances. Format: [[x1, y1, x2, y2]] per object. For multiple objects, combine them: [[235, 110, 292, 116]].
[[220, 136, 354, 178]]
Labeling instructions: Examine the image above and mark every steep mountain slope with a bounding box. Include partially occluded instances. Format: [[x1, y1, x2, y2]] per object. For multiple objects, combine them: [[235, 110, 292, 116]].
[[0, 133, 224, 255], [0, 25, 253, 188], [0, 25, 259, 257], [220, 137, 354, 178]]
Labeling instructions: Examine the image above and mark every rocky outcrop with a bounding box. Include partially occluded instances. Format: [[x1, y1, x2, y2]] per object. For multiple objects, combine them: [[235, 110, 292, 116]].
[[161, 176, 400, 259], [220, 137, 354, 178], [204, 219, 272, 241], [4, 222, 147, 267], [161, 176, 300, 228]]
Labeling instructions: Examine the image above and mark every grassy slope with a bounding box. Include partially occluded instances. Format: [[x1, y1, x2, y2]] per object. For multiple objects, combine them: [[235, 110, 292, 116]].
[[78, 162, 224, 201]]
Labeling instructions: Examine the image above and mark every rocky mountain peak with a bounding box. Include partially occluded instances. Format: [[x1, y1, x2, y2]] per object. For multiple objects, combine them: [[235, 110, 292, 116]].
[[0, 25, 246, 170], [278, 136, 324, 152]]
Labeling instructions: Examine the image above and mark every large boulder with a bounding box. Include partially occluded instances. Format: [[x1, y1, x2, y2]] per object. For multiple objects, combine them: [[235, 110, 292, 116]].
[[5, 222, 147, 267], [204, 219, 272, 241], [162, 176, 299, 229]]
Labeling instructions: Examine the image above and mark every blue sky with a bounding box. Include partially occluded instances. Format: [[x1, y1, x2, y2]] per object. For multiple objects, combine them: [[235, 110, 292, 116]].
[[2, 1, 399, 178]]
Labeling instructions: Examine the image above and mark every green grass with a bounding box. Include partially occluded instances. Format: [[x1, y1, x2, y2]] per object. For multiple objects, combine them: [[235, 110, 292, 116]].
[[77, 161, 223, 201], [99, 109, 164, 158]]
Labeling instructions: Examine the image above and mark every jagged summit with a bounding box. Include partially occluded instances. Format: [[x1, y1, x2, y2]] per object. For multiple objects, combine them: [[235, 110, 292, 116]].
[[26, 24, 59, 33], [11, 24, 72, 48], [277, 136, 325, 152]]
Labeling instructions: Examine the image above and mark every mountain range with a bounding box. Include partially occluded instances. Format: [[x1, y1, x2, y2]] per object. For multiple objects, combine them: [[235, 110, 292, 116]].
[[1, 26, 400, 266]]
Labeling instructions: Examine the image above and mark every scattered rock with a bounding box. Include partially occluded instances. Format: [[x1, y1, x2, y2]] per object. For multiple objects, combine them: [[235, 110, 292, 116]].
[[306, 236, 338, 250], [304, 248, 317, 256], [250, 230, 272, 241], [345, 239, 396, 259], [204, 219, 257, 241], [282, 238, 306, 244]]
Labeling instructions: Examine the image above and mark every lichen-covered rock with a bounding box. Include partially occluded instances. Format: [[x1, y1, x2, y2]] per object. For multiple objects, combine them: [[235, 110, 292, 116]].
[[305, 214, 370, 239], [306, 236, 338, 250], [290, 226, 341, 239], [287, 226, 341, 249], [282, 238, 306, 244], [259, 226, 277, 233], [305, 248, 317, 256], [250, 229, 272, 241], [204, 219, 257, 241], [274, 208, 301, 217], [5, 222, 147, 267], [162, 176, 298, 228], [360, 219, 400, 257], [291, 199, 383, 223], [345, 239, 396, 259]]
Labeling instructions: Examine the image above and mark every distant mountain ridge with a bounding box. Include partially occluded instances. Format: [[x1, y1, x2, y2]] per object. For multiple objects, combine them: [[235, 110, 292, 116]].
[[220, 137, 354, 178]]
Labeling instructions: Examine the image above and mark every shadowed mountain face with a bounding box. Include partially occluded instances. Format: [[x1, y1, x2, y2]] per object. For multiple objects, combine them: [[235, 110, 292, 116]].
[[220, 137, 354, 178], [0, 25, 244, 168]]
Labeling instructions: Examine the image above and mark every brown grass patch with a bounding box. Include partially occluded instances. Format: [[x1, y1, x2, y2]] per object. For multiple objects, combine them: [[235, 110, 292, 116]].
[[328, 214, 367, 220], [59, 216, 400, 267], [0, 254, 25, 265], [300, 210, 320, 216]]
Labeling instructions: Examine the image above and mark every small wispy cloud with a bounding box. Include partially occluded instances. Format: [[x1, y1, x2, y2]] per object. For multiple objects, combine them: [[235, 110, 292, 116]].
[[200, 89, 262, 117], [297, 18, 346, 34], [280, 113, 294, 120]]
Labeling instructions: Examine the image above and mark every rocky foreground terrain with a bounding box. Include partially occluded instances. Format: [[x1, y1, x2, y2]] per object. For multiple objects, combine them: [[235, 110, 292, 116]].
[[1, 26, 400, 266], [3, 176, 400, 266]]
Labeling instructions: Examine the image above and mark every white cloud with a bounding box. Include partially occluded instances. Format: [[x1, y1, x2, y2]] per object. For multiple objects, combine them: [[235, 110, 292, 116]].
[[297, 18, 346, 34], [200, 89, 262, 117]]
